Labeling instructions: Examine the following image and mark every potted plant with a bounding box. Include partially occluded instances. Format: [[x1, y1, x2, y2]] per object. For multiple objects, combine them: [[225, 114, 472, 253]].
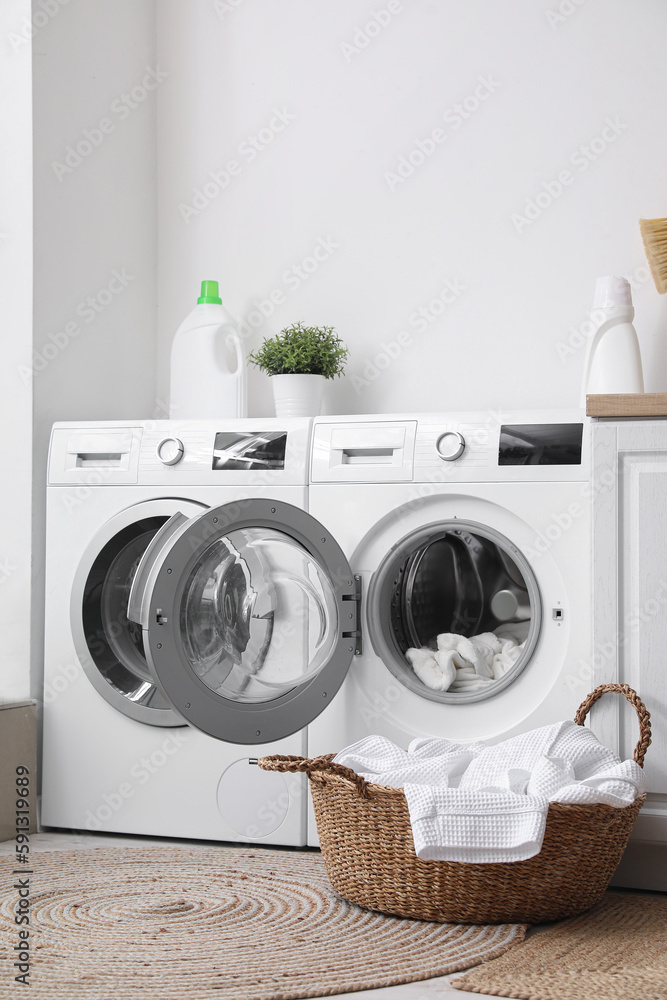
[[248, 322, 349, 417]]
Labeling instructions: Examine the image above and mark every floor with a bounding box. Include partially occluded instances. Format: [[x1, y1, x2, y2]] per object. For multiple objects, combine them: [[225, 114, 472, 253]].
[[0, 831, 523, 998]]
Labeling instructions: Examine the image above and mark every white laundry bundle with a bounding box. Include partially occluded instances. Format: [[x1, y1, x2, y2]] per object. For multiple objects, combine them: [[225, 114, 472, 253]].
[[406, 628, 525, 693], [334, 722, 646, 863]]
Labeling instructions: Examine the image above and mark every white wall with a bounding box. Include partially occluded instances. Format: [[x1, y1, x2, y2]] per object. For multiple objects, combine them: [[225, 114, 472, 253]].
[[157, 0, 667, 417], [31, 0, 158, 699], [0, 0, 33, 702]]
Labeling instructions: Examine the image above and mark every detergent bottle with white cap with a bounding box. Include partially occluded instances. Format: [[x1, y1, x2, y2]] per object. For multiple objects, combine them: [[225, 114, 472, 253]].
[[580, 275, 644, 404], [169, 280, 247, 419]]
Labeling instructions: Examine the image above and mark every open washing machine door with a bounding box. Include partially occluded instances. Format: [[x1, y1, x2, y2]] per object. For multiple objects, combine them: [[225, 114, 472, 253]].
[[72, 498, 209, 727], [126, 500, 359, 744]]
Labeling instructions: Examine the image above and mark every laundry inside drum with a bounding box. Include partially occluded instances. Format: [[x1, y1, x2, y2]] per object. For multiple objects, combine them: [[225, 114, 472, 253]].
[[390, 527, 536, 698]]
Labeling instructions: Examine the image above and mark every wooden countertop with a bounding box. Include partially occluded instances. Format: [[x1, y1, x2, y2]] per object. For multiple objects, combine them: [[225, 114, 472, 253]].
[[586, 393, 667, 417]]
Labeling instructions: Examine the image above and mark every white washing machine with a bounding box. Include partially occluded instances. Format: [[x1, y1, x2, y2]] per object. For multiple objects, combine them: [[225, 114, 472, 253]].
[[307, 410, 594, 844], [41, 418, 360, 845]]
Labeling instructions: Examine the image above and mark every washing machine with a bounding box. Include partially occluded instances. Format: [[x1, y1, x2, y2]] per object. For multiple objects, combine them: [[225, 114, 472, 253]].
[[306, 410, 594, 843], [41, 418, 360, 845]]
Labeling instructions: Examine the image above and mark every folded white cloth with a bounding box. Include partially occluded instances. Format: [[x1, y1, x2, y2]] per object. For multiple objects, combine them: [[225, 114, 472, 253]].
[[333, 723, 646, 863], [403, 785, 548, 862], [406, 630, 525, 693]]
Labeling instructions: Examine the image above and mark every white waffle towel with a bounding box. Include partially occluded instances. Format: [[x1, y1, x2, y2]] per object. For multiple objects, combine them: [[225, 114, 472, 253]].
[[334, 723, 646, 863]]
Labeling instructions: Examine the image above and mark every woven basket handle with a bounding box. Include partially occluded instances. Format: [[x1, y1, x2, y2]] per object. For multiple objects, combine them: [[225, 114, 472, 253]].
[[574, 683, 651, 766], [258, 753, 372, 799]]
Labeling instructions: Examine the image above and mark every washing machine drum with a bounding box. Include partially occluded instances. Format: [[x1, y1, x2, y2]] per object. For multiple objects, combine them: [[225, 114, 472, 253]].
[[396, 531, 531, 644], [372, 522, 541, 704]]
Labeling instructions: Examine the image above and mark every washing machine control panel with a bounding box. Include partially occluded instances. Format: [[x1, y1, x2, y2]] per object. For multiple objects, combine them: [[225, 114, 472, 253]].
[[156, 436, 185, 466], [48, 419, 313, 487], [436, 431, 466, 461], [311, 410, 589, 485], [417, 412, 589, 483]]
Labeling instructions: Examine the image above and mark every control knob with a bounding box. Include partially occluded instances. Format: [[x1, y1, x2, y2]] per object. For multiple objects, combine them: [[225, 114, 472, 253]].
[[436, 431, 466, 462], [156, 437, 184, 466]]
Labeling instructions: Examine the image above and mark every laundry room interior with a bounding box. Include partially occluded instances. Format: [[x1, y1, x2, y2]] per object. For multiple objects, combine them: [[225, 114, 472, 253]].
[[3, 1, 667, 998]]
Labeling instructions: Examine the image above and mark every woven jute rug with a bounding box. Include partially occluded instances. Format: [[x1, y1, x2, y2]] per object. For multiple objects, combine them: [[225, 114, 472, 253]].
[[452, 892, 667, 1000], [0, 845, 525, 999]]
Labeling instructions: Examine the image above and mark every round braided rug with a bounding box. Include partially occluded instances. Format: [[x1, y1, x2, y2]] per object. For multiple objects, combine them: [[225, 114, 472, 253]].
[[0, 845, 525, 999]]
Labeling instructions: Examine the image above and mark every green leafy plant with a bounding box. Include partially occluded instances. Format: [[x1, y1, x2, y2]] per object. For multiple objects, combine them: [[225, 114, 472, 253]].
[[248, 322, 349, 379]]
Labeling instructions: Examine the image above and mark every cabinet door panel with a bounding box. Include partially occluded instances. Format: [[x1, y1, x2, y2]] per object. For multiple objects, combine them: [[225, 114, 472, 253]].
[[593, 422, 667, 844], [619, 453, 667, 795]]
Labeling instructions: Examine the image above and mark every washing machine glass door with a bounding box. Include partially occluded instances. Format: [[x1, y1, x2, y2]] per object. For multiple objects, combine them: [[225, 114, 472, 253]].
[[127, 499, 357, 744], [72, 498, 208, 727]]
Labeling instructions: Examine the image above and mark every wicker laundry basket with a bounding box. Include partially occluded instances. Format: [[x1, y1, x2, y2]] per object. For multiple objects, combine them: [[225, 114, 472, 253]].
[[259, 684, 651, 924]]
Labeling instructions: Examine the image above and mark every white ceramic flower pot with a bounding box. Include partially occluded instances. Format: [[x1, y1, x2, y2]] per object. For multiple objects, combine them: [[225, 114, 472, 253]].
[[270, 374, 326, 417]]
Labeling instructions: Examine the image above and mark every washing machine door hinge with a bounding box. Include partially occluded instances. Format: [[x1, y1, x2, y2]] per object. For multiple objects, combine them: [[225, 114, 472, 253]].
[[342, 575, 363, 655]]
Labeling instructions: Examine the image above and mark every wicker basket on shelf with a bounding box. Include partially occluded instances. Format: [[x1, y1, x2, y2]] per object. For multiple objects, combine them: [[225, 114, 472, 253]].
[[259, 684, 651, 924]]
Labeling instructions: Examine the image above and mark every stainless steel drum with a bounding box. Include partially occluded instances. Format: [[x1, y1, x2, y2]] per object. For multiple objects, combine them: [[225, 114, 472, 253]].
[[373, 520, 541, 704], [394, 528, 531, 650]]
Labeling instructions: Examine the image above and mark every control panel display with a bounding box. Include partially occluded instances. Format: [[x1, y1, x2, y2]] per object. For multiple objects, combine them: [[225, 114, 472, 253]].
[[212, 431, 288, 470], [498, 423, 584, 466]]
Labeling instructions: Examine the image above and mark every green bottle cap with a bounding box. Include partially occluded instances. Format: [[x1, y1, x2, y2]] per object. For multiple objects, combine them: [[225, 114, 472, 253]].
[[197, 280, 222, 304]]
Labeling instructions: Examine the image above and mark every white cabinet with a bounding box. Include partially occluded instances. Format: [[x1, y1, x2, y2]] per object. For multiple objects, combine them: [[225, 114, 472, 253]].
[[593, 420, 667, 889]]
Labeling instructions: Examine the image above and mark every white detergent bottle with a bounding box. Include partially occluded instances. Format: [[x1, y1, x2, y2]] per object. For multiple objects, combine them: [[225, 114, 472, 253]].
[[580, 275, 644, 404], [169, 280, 247, 419]]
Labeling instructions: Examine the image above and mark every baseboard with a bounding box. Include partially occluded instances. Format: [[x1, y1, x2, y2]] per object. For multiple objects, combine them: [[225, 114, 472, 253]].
[[611, 841, 667, 892]]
